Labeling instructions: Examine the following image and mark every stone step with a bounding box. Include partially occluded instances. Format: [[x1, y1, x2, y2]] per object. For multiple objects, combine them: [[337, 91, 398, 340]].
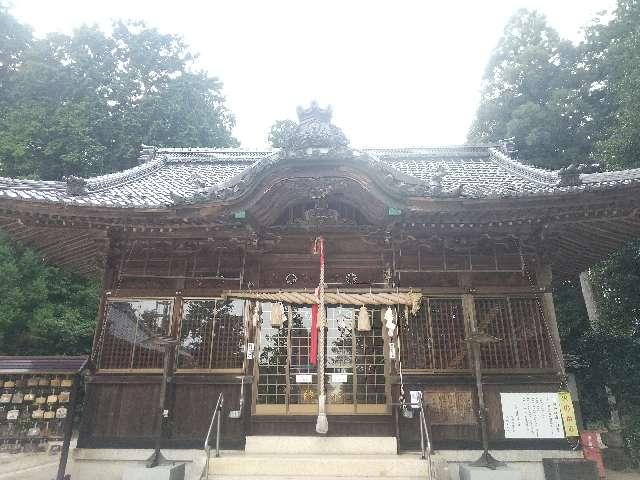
[[209, 476, 426, 480], [208, 453, 430, 478], [244, 436, 397, 455]]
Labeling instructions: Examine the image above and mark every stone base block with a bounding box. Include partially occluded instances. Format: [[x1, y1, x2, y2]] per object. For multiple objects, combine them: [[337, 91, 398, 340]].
[[244, 435, 397, 455], [459, 464, 523, 480], [122, 463, 185, 480]]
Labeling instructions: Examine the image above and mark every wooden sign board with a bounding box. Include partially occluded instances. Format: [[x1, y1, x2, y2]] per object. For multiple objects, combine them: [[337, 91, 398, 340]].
[[558, 391, 579, 437], [424, 390, 475, 425]]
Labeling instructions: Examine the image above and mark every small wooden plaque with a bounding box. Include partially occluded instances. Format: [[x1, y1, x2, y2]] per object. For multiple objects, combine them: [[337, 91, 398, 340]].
[[424, 390, 476, 425]]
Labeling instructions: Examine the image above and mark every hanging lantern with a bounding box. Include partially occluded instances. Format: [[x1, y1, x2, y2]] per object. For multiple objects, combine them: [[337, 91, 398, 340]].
[[385, 306, 396, 337], [357, 305, 371, 331], [271, 302, 284, 327]]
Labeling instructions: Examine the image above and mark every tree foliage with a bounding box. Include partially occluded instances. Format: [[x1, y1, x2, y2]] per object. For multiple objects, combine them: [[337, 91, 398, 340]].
[[0, 236, 99, 355], [268, 119, 297, 148], [583, 0, 640, 169], [468, 10, 593, 169], [0, 3, 31, 96], [0, 13, 238, 180]]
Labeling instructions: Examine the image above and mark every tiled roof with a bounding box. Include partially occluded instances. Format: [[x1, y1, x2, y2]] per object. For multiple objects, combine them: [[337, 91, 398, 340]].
[[1, 145, 639, 208], [0, 149, 272, 208], [0, 356, 88, 374]]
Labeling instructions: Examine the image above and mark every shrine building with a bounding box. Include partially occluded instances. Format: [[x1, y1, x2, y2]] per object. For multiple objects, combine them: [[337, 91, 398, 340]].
[[1, 103, 639, 479]]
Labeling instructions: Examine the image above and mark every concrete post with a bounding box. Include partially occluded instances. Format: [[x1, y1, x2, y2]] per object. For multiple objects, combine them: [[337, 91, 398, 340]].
[[579, 271, 600, 326]]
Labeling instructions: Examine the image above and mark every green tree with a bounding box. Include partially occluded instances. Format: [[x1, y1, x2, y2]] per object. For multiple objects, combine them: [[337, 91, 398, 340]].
[[582, 0, 640, 169], [0, 236, 99, 355], [0, 2, 31, 102], [468, 9, 593, 169], [0, 13, 238, 180], [268, 119, 297, 148], [591, 241, 640, 338]]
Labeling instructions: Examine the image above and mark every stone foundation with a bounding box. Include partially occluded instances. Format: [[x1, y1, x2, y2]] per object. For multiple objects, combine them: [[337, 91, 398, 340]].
[[69, 448, 205, 480], [439, 450, 583, 480]]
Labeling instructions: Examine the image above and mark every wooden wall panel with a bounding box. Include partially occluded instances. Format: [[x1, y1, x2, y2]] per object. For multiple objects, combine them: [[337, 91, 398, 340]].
[[172, 382, 248, 448], [395, 377, 572, 451], [78, 375, 248, 449], [86, 382, 160, 441]]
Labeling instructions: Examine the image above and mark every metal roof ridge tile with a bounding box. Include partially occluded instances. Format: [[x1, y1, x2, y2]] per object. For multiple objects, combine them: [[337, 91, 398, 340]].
[[360, 143, 497, 150], [85, 155, 168, 192], [487, 148, 558, 186], [582, 167, 640, 183], [156, 147, 277, 154], [361, 144, 494, 154]]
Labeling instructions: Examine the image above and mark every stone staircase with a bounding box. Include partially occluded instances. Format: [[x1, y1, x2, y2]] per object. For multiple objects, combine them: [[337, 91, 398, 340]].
[[206, 436, 443, 479]]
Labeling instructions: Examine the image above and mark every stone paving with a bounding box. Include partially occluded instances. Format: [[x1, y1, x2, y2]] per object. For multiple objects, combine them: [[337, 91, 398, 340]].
[[607, 470, 640, 480], [1, 450, 640, 480], [0, 450, 60, 479]]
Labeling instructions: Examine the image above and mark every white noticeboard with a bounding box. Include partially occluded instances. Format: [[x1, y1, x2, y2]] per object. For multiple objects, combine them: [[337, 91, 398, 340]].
[[410, 390, 422, 409], [330, 373, 348, 384], [500, 392, 564, 439], [295, 374, 313, 383]]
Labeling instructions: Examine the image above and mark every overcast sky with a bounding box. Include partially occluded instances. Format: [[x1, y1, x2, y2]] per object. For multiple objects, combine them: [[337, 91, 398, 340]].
[[9, 0, 616, 149]]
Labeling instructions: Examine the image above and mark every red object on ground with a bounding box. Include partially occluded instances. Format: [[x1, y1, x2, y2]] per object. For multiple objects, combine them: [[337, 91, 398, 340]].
[[310, 303, 318, 366], [581, 430, 606, 478]]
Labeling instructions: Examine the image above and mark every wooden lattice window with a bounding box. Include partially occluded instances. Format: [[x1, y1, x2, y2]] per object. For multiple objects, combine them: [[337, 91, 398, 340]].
[[475, 298, 518, 369], [401, 298, 467, 370], [509, 297, 554, 369], [400, 296, 555, 371], [475, 297, 554, 369], [98, 299, 173, 370], [354, 308, 386, 406], [177, 299, 245, 370], [256, 303, 289, 407]]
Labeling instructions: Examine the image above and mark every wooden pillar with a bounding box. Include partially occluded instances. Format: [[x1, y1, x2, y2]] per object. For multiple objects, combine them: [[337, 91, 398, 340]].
[[462, 293, 476, 347], [90, 235, 118, 369], [165, 290, 183, 436], [462, 292, 480, 430], [536, 264, 566, 375], [459, 274, 475, 347]]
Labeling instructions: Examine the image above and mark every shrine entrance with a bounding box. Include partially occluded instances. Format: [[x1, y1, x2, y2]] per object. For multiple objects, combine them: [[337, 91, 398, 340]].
[[254, 303, 389, 415]]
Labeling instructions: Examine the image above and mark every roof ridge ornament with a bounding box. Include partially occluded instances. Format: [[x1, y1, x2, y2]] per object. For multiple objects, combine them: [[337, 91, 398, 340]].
[[297, 101, 333, 124], [139, 144, 157, 164], [557, 163, 603, 187], [283, 101, 350, 158], [64, 175, 87, 196]]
